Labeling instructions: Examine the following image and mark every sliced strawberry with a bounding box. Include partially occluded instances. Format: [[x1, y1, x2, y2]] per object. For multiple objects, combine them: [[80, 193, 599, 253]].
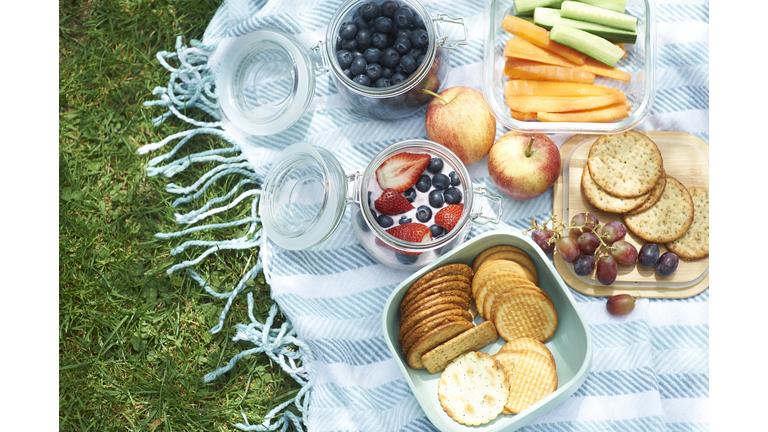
[[375, 152, 431, 193], [375, 223, 432, 256], [375, 188, 414, 215], [435, 204, 464, 232]]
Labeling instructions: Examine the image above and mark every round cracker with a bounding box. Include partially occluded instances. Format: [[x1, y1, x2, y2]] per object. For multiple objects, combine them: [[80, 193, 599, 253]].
[[498, 337, 555, 367], [581, 164, 648, 213], [401, 290, 471, 321], [400, 310, 473, 356], [399, 303, 465, 345], [623, 175, 694, 243], [407, 263, 474, 295], [472, 245, 528, 272], [483, 286, 543, 322], [624, 173, 667, 215], [474, 270, 536, 319], [438, 351, 509, 425], [476, 251, 538, 285], [587, 130, 664, 198], [492, 290, 558, 342], [472, 260, 534, 297], [407, 320, 474, 369], [401, 295, 469, 325], [400, 280, 471, 315], [666, 187, 709, 260], [493, 350, 558, 414], [400, 274, 471, 313]]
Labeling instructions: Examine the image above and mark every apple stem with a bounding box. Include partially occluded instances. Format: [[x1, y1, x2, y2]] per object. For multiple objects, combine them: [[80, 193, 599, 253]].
[[422, 89, 448, 104], [524, 136, 535, 158]]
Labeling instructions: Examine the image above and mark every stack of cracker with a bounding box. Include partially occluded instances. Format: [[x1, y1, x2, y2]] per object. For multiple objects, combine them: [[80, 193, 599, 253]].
[[397, 264, 499, 373], [582, 130, 709, 259]]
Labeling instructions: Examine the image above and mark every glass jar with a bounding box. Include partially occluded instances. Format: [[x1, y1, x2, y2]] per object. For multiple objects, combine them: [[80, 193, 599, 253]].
[[216, 1, 468, 135], [260, 139, 502, 270]]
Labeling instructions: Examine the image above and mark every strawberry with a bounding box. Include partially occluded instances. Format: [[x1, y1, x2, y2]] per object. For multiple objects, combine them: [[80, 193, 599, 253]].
[[435, 204, 463, 232], [376, 223, 432, 256], [375, 188, 414, 215], [375, 152, 431, 193]]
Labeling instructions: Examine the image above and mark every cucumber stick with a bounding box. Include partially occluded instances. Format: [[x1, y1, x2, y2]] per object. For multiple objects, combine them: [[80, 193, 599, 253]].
[[560, 1, 637, 32], [573, 0, 627, 13], [550, 23, 625, 67], [513, 0, 563, 17], [534, 7, 637, 43]]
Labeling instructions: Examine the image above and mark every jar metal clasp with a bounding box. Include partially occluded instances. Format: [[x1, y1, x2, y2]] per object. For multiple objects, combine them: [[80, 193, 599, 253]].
[[310, 41, 331, 76], [432, 14, 469, 50], [470, 186, 503, 225], [345, 171, 362, 205]]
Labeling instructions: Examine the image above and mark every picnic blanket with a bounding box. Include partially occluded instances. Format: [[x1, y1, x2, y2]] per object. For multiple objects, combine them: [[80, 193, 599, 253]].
[[139, 0, 709, 430]]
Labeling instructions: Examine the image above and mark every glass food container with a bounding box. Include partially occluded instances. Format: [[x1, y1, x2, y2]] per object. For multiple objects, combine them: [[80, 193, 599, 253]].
[[216, 0, 468, 136], [482, 0, 657, 134], [259, 139, 503, 270]]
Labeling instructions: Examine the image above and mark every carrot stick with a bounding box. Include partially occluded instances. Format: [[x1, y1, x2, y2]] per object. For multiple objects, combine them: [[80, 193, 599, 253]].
[[537, 103, 629, 122], [504, 79, 620, 97], [501, 14, 587, 65], [506, 92, 627, 113], [504, 58, 595, 84], [509, 109, 538, 121]]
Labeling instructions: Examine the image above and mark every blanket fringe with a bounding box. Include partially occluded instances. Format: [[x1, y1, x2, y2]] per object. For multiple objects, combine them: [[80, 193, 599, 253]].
[[138, 35, 313, 432]]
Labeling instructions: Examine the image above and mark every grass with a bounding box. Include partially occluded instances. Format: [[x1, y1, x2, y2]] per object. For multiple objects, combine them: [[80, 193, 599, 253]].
[[59, 1, 300, 430]]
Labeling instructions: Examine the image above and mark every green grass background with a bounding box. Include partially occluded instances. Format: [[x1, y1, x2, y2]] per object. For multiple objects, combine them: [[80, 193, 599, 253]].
[[59, 1, 299, 430]]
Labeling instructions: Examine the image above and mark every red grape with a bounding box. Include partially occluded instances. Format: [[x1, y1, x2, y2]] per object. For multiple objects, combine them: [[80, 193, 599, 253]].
[[557, 236, 580, 263], [601, 221, 627, 244], [656, 251, 679, 277], [531, 229, 555, 254], [577, 232, 600, 255], [574, 255, 595, 276], [568, 212, 599, 238], [638, 243, 660, 268], [596, 255, 618, 285], [610, 240, 638, 265], [606, 294, 636, 315]]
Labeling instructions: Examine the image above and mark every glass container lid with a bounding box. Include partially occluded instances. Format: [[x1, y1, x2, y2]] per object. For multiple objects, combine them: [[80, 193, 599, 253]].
[[259, 142, 347, 251], [217, 29, 316, 136]]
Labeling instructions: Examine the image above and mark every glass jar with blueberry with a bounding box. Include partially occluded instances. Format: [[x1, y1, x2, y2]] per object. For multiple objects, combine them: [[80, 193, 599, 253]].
[[259, 139, 502, 271], [324, 0, 468, 119]]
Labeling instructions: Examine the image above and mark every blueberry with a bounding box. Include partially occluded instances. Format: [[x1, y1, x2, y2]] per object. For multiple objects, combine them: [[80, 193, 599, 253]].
[[374, 16, 393, 33], [393, 7, 414, 28], [353, 74, 371, 86], [381, 67, 394, 79], [415, 205, 432, 223], [380, 47, 400, 68], [427, 157, 443, 173], [367, 190, 372, 208], [399, 55, 417, 73], [339, 23, 358, 40], [443, 187, 462, 204], [393, 36, 411, 54], [342, 68, 353, 79], [356, 209, 370, 232], [336, 50, 353, 69], [351, 50, 364, 58], [410, 28, 429, 48], [430, 224, 446, 238], [376, 213, 394, 228], [380, 1, 399, 18], [366, 63, 383, 81], [368, 19, 377, 28], [350, 56, 367, 76], [431, 173, 450, 190], [335, 35, 344, 50], [363, 47, 382, 63], [448, 171, 461, 186], [415, 174, 431, 192], [407, 47, 423, 60], [341, 38, 358, 52], [402, 187, 417, 202], [428, 190, 444, 208], [416, 54, 425, 65], [371, 32, 388, 50], [392, 28, 410, 40], [413, 13, 426, 29], [391, 72, 407, 85], [374, 77, 392, 88], [394, 64, 405, 74], [360, 2, 380, 20], [396, 253, 419, 264], [353, 16, 369, 30], [398, 215, 412, 225], [356, 28, 372, 49]]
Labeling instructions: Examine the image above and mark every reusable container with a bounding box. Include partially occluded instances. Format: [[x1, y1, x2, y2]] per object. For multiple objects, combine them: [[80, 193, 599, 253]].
[[482, 0, 657, 134], [259, 139, 503, 270], [217, 0, 469, 135]]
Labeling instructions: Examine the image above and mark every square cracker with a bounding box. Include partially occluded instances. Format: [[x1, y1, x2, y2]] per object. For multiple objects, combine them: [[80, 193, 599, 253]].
[[422, 321, 499, 374]]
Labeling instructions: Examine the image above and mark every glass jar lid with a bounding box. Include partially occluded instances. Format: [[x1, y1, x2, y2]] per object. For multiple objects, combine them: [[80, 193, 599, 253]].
[[260, 142, 347, 250], [217, 29, 315, 136]]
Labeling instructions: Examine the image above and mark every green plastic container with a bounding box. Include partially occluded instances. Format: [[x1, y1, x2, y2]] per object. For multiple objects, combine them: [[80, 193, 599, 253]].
[[382, 230, 593, 431]]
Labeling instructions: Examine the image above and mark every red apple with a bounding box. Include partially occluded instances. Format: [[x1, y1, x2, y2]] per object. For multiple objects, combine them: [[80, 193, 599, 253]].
[[424, 86, 496, 166], [488, 132, 560, 200]]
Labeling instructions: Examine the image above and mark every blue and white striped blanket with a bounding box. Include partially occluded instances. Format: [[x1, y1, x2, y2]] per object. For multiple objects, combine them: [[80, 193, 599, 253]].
[[140, 0, 708, 430]]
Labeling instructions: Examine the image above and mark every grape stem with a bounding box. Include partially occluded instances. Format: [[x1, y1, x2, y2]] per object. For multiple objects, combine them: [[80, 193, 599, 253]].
[[523, 214, 617, 255]]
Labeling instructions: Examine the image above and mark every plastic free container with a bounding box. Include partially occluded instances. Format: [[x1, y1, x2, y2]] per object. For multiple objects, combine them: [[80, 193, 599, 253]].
[[259, 139, 503, 270], [482, 0, 657, 134]]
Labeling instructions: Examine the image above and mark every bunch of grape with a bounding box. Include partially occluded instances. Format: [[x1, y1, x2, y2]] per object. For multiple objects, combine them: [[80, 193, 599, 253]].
[[525, 213, 679, 286]]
